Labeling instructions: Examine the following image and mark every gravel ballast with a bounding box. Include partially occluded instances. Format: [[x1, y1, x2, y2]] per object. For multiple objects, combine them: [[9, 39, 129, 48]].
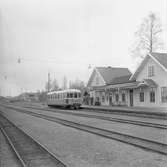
[[1, 107, 167, 167]]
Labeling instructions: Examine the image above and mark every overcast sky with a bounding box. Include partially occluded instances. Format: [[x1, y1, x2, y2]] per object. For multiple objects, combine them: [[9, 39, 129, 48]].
[[0, 0, 167, 96]]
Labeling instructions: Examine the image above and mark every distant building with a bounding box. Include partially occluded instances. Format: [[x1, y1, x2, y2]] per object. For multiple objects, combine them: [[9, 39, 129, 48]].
[[87, 52, 167, 107]]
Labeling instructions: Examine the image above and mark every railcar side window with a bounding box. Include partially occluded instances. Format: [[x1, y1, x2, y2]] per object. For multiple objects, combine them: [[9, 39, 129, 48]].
[[74, 93, 77, 98], [67, 93, 70, 98], [70, 93, 73, 98]]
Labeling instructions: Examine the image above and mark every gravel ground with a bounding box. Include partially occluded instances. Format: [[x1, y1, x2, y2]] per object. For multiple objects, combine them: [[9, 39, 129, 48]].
[[8, 105, 167, 145], [0, 129, 21, 167], [1, 107, 167, 167]]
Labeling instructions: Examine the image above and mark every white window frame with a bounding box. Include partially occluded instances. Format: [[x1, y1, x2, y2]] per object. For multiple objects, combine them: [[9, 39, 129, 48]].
[[148, 65, 155, 77], [161, 87, 167, 103], [150, 88, 155, 103]]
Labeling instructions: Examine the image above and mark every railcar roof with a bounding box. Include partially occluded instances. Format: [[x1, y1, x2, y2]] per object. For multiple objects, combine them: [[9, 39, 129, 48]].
[[47, 89, 81, 95]]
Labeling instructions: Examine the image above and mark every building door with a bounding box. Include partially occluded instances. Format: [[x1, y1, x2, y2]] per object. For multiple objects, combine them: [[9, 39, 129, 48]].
[[129, 89, 133, 106], [109, 95, 112, 105]]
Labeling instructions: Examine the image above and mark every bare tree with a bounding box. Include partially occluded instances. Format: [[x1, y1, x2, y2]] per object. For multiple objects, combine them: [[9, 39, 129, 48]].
[[62, 76, 67, 90], [51, 79, 59, 91], [131, 12, 163, 59], [45, 73, 51, 92], [45, 81, 51, 92], [69, 79, 85, 92]]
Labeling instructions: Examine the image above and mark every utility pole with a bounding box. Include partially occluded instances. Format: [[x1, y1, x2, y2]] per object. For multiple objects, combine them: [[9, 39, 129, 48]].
[[48, 72, 51, 92]]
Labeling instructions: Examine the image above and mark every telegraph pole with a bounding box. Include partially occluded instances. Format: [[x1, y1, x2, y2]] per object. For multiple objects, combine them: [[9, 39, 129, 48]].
[[48, 72, 51, 92]]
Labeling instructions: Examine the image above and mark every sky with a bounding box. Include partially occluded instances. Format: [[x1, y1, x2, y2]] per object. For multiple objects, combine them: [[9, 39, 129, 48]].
[[0, 0, 167, 96]]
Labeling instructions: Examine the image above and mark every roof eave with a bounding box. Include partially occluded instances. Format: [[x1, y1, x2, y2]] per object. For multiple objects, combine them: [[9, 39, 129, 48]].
[[129, 55, 149, 80], [148, 53, 167, 72]]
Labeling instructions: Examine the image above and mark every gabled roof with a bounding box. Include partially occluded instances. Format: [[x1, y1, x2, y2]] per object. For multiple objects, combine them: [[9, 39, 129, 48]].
[[87, 66, 131, 87], [108, 74, 135, 85], [97, 67, 131, 84], [150, 52, 167, 70], [130, 52, 167, 80]]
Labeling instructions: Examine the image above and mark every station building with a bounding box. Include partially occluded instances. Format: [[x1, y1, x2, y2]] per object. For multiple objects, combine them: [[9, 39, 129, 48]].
[[87, 52, 167, 107]]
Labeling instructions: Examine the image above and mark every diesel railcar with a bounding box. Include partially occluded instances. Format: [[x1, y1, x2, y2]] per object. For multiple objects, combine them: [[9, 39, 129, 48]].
[[47, 89, 82, 109]]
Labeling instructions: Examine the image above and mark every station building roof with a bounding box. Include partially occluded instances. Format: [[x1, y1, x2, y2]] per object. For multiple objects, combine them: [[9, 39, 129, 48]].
[[97, 67, 131, 84]]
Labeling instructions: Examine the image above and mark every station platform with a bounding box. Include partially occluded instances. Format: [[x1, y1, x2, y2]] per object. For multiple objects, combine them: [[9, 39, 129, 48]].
[[82, 105, 167, 117]]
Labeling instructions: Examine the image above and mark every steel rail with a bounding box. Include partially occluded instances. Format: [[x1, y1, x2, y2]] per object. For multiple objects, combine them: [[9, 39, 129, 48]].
[[26, 105, 167, 129], [2, 106, 167, 156], [81, 107, 167, 120], [6, 104, 167, 129], [0, 114, 67, 167], [0, 126, 27, 167]]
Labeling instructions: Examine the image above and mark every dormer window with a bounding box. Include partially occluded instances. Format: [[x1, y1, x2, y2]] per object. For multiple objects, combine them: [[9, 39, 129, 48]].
[[148, 65, 155, 77]]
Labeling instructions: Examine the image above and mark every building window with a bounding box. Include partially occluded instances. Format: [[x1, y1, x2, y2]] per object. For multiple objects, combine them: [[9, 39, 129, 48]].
[[148, 65, 155, 77], [115, 94, 119, 102], [161, 87, 167, 103], [122, 93, 126, 102], [139, 92, 144, 102], [150, 88, 155, 103]]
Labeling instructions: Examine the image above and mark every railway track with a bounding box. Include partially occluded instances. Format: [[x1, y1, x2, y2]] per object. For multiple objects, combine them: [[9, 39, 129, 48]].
[[0, 127, 23, 167], [1, 105, 167, 156], [12, 104, 167, 129], [0, 114, 67, 167], [81, 106, 167, 120]]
